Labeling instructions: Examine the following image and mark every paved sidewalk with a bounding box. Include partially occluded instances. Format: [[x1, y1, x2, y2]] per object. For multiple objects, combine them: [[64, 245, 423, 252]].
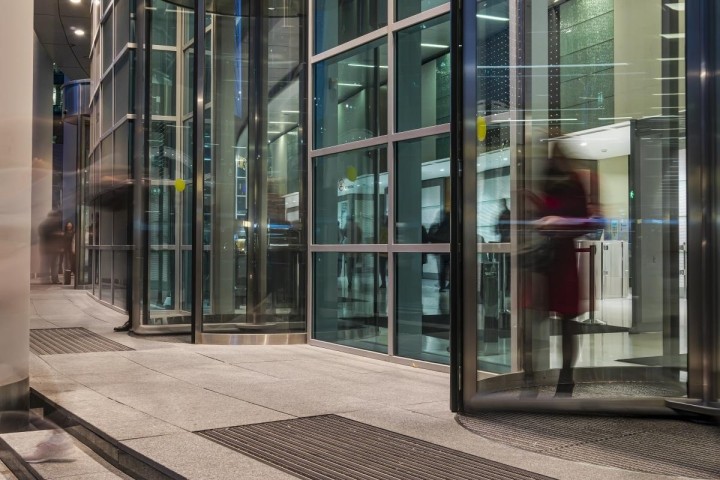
[[26, 288, 692, 480]]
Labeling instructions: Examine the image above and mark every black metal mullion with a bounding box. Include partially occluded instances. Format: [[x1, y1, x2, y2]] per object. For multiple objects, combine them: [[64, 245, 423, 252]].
[[191, 0, 206, 342]]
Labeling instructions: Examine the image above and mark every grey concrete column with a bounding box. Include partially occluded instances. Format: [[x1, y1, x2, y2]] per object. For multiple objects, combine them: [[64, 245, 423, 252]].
[[0, 1, 33, 414]]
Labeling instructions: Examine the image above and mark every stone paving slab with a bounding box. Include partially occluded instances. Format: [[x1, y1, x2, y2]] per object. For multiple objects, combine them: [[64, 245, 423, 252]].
[[25, 288, 691, 480]]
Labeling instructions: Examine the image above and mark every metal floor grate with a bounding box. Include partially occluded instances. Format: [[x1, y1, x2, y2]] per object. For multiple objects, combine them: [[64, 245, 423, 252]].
[[457, 412, 720, 479], [197, 415, 553, 480], [30, 328, 134, 355]]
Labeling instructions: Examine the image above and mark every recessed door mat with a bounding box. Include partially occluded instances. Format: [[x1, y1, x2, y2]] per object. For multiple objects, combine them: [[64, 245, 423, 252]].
[[457, 412, 720, 479], [197, 414, 553, 480], [30, 327, 134, 355]]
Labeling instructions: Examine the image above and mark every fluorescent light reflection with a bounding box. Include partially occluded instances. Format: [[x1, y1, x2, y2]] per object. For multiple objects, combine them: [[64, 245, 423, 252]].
[[492, 118, 578, 123], [348, 63, 388, 69], [421, 43, 449, 49], [476, 14, 509, 22], [661, 33, 685, 39]]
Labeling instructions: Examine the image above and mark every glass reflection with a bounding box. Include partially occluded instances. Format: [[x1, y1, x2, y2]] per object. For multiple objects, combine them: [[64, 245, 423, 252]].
[[396, 0, 447, 21], [395, 135, 450, 244], [313, 146, 387, 245], [314, 39, 388, 149], [396, 14, 450, 132], [314, 252, 388, 353], [315, 0, 387, 53], [396, 253, 450, 364]]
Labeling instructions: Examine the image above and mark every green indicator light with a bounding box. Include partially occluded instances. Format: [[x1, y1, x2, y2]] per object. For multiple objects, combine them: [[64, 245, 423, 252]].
[[630, 190, 635, 199]]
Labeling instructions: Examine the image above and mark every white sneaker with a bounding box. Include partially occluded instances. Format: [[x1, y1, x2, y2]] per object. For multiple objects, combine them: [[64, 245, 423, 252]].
[[23, 439, 75, 463]]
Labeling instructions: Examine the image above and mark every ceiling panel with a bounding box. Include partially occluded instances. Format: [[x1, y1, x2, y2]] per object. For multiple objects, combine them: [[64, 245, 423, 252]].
[[35, 15, 68, 44], [35, 0, 91, 78]]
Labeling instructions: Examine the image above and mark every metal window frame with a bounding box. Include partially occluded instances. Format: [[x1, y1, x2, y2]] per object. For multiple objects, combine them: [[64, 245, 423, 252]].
[[308, 1, 453, 364]]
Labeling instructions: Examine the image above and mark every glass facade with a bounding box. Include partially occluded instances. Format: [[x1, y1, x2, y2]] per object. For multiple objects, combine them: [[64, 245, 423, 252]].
[[83, 0, 134, 311], [80, 0, 720, 415], [309, 1, 452, 363]]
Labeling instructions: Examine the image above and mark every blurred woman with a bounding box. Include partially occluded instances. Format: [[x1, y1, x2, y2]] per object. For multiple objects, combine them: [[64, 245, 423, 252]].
[[534, 148, 596, 397]]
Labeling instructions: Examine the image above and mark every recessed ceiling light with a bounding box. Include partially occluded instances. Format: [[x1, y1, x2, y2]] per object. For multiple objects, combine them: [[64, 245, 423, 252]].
[[70, 0, 81, 4], [74, 29, 85, 36]]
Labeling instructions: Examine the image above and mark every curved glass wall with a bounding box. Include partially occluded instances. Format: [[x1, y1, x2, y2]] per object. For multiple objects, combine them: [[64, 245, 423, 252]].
[[199, 1, 305, 336], [459, 0, 689, 412], [85, 0, 135, 312], [139, 0, 307, 339]]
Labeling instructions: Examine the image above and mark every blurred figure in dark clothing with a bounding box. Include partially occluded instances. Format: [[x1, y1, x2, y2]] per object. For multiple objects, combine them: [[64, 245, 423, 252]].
[[496, 198, 511, 243], [428, 210, 450, 292], [534, 148, 596, 397], [38, 211, 63, 284], [62, 222, 75, 276], [342, 216, 363, 289]]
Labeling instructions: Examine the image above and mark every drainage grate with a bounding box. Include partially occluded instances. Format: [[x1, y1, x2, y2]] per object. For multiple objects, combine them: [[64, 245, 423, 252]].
[[457, 412, 720, 479], [197, 415, 553, 480], [30, 328, 134, 355]]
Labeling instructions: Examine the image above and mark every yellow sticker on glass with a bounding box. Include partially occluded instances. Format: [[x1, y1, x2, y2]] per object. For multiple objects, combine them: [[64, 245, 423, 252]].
[[345, 166, 358, 182], [477, 116, 487, 142]]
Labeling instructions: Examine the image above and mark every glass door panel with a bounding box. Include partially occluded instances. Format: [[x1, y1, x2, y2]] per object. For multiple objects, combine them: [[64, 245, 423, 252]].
[[199, 1, 306, 335], [462, 0, 687, 410]]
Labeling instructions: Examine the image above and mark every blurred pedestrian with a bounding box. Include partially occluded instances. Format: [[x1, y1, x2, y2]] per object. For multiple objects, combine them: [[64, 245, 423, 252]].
[[38, 211, 63, 284], [534, 146, 596, 397], [428, 209, 450, 292], [62, 221, 76, 276], [342, 216, 363, 289]]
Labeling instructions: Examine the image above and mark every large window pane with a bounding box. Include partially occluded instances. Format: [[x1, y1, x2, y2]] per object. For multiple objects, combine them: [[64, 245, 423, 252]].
[[477, 252, 510, 373], [149, 121, 177, 180], [115, 0, 130, 56], [314, 252, 388, 353], [113, 251, 129, 309], [396, 0, 447, 21], [314, 0, 387, 54], [114, 52, 131, 122], [151, 1, 178, 47], [396, 15, 450, 132], [101, 78, 113, 134], [150, 50, 177, 116], [149, 250, 174, 310], [395, 134, 450, 244], [396, 252, 450, 364], [313, 146, 387, 245], [103, 12, 113, 70], [314, 39, 387, 149], [113, 120, 131, 183], [149, 186, 175, 245]]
